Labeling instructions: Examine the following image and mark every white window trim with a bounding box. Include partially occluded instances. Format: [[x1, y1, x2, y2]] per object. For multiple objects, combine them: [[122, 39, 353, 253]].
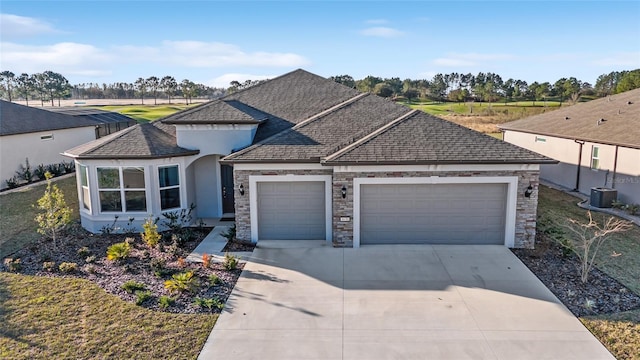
[[591, 146, 600, 170], [96, 166, 149, 214], [79, 165, 91, 212], [352, 176, 518, 248], [158, 164, 182, 211], [248, 174, 333, 244]]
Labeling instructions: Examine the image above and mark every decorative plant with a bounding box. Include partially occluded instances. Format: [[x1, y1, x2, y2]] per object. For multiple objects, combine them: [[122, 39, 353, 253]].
[[223, 253, 239, 271], [221, 225, 236, 242], [106, 242, 131, 261], [34, 172, 72, 249], [121, 280, 146, 294], [208, 274, 221, 286], [164, 271, 199, 293], [3, 258, 22, 272], [158, 295, 175, 309], [16, 158, 34, 183], [194, 297, 224, 311], [58, 262, 78, 273], [141, 216, 161, 248], [42, 261, 56, 272], [135, 290, 152, 305], [202, 253, 211, 269]]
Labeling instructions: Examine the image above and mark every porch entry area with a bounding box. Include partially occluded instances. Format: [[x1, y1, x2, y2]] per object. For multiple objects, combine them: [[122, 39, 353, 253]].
[[190, 156, 235, 220]]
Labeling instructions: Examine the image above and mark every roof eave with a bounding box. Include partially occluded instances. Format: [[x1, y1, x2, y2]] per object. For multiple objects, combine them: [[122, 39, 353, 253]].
[[68, 150, 200, 160], [162, 120, 261, 125], [320, 159, 558, 166], [500, 128, 640, 149]]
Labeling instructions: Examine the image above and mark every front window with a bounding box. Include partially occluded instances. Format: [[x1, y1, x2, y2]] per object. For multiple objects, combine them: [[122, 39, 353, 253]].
[[79, 164, 90, 211], [159, 165, 181, 210], [591, 146, 600, 170], [97, 167, 147, 212]]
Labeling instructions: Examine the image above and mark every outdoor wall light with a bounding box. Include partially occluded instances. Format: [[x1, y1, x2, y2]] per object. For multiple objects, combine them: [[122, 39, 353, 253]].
[[239, 184, 245, 196], [341, 185, 347, 199], [524, 184, 533, 198]]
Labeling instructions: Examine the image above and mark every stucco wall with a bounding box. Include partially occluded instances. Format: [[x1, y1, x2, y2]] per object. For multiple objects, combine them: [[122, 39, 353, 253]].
[[176, 124, 256, 158], [1, 127, 95, 188], [504, 131, 640, 204]]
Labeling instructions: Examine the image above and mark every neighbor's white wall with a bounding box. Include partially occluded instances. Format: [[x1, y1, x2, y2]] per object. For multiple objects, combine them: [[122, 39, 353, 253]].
[[0, 127, 95, 188], [175, 124, 257, 163], [503, 130, 640, 204]]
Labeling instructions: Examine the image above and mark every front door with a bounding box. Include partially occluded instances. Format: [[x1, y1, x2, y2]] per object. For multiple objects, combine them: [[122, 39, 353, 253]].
[[220, 164, 235, 214]]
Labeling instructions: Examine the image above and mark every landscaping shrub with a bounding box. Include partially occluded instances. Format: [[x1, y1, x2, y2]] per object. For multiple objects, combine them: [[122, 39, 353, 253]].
[[141, 216, 161, 248], [208, 274, 221, 286], [77, 246, 90, 257], [34, 164, 47, 181], [58, 262, 78, 273], [4, 176, 19, 189], [121, 280, 146, 294], [42, 261, 56, 272], [85, 255, 96, 264], [221, 225, 236, 242], [4, 258, 22, 272], [194, 297, 224, 311], [223, 253, 239, 271], [16, 158, 34, 183], [106, 242, 131, 261], [135, 290, 152, 306], [202, 253, 210, 269], [158, 295, 175, 309], [164, 271, 199, 293]]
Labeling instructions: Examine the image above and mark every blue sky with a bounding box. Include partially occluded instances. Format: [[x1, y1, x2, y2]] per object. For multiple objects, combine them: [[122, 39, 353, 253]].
[[1, 1, 639, 88]]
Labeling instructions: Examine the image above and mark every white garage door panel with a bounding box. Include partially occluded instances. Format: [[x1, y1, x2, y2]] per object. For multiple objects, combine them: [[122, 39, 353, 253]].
[[257, 182, 325, 240], [361, 183, 507, 245]]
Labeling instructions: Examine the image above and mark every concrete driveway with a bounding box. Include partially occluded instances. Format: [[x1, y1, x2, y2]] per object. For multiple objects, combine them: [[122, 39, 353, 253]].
[[198, 242, 613, 360]]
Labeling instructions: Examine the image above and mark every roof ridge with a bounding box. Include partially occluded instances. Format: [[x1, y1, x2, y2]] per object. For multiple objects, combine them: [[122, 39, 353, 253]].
[[222, 93, 369, 161], [160, 101, 214, 123], [220, 69, 305, 100], [322, 109, 419, 163]]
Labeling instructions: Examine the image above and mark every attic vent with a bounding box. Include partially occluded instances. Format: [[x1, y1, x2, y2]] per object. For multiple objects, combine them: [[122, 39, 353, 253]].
[[597, 118, 607, 126]]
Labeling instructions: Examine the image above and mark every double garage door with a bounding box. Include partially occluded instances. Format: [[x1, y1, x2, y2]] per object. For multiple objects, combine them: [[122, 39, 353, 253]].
[[255, 180, 507, 245]]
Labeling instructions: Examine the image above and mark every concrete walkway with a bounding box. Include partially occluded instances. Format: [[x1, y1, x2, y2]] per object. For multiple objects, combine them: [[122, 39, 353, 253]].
[[186, 222, 252, 263], [198, 243, 613, 360]]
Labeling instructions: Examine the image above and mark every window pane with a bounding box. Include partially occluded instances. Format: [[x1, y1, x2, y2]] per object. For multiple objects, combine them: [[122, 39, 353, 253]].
[[125, 191, 147, 211], [592, 147, 599, 158], [592, 159, 599, 169], [99, 191, 122, 212], [79, 165, 88, 187], [98, 168, 120, 189], [82, 187, 90, 210], [123, 167, 145, 188], [159, 166, 179, 187], [160, 188, 181, 210]]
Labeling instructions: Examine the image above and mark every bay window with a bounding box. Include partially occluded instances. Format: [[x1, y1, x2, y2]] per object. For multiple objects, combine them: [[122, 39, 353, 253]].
[[97, 167, 147, 212], [79, 164, 91, 211]]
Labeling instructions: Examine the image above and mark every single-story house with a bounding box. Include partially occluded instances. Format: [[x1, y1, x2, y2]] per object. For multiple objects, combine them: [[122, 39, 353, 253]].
[[64, 69, 554, 248], [46, 107, 137, 138], [0, 100, 134, 189], [500, 88, 640, 205]]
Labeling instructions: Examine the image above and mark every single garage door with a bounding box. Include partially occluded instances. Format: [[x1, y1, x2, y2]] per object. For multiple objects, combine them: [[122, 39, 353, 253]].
[[360, 183, 507, 245], [257, 181, 326, 240]]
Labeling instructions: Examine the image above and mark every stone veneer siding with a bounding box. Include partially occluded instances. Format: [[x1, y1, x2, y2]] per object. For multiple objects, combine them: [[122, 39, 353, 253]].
[[233, 169, 333, 242], [235, 168, 540, 249]]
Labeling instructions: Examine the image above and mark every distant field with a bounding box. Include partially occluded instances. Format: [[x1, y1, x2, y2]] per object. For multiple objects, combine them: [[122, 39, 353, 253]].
[[408, 100, 569, 133], [95, 104, 202, 122]]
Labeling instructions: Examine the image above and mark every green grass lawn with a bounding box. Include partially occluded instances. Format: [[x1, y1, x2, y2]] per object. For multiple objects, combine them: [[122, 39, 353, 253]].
[[0, 176, 79, 259], [96, 104, 201, 122], [0, 272, 216, 359]]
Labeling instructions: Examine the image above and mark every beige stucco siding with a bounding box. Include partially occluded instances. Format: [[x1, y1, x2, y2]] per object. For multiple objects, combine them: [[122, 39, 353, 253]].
[[504, 130, 640, 204], [0, 127, 96, 188]]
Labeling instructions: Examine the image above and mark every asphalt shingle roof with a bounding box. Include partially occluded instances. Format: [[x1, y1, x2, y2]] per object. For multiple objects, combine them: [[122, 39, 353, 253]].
[[0, 100, 98, 136], [322, 111, 555, 165], [45, 107, 135, 126], [64, 121, 198, 159], [162, 100, 265, 124], [499, 88, 640, 149]]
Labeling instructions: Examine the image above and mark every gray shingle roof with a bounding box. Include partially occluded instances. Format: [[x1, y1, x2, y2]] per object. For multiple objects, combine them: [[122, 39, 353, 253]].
[[162, 99, 265, 124], [45, 107, 136, 126], [499, 88, 640, 149], [0, 100, 98, 136], [322, 111, 555, 165], [64, 121, 198, 159]]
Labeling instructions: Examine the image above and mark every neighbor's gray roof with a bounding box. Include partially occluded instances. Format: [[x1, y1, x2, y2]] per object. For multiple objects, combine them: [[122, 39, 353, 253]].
[[499, 88, 640, 149], [45, 107, 136, 126], [64, 121, 198, 159], [323, 111, 555, 165], [0, 100, 98, 136]]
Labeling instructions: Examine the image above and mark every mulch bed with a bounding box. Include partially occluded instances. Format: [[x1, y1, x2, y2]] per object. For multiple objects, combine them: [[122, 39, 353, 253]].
[[512, 234, 640, 317], [1, 224, 247, 314], [222, 239, 256, 252]]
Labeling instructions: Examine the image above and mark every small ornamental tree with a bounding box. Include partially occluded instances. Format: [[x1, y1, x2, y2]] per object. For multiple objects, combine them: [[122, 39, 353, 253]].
[[34, 172, 72, 248], [560, 211, 632, 283], [141, 216, 161, 248]]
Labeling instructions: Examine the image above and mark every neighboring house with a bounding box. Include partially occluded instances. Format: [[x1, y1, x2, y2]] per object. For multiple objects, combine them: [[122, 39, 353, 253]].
[[500, 88, 640, 205], [64, 69, 554, 248], [0, 100, 130, 189], [46, 107, 136, 138]]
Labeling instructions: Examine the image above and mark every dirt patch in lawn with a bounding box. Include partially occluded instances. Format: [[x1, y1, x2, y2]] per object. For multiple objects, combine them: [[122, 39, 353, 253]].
[[1, 224, 247, 314], [513, 234, 640, 317]]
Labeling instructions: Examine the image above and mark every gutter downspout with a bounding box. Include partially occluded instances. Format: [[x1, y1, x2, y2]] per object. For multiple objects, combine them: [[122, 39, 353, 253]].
[[612, 145, 619, 189], [574, 140, 585, 191]]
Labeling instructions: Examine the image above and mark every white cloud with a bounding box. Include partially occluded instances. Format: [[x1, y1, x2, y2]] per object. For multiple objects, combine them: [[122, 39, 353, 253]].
[[592, 52, 640, 67], [432, 52, 516, 67], [207, 73, 275, 88], [0, 42, 112, 75], [365, 19, 388, 24], [158, 40, 309, 67], [0, 14, 61, 38], [359, 27, 405, 38]]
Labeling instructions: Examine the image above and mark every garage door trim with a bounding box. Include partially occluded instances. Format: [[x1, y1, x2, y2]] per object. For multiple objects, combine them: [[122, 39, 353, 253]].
[[353, 176, 518, 248], [249, 175, 333, 243]]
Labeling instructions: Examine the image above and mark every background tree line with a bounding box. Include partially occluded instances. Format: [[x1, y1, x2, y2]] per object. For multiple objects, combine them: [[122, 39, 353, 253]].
[[0, 71, 225, 106], [1, 68, 638, 106], [330, 69, 640, 104]]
